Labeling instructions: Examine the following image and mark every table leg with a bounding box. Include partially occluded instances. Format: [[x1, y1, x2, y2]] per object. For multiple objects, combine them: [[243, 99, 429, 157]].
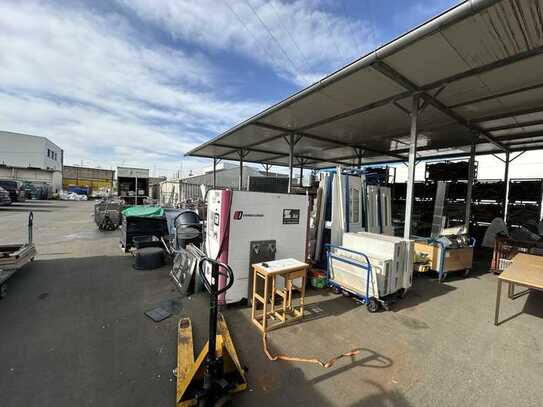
[[287, 278, 293, 311], [262, 275, 269, 332], [300, 272, 306, 316], [270, 275, 276, 316], [495, 279, 502, 326], [251, 269, 257, 322]]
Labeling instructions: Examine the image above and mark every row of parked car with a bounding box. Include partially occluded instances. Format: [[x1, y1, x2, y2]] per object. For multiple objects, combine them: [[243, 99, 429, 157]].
[[0, 179, 52, 206], [0, 180, 25, 206]]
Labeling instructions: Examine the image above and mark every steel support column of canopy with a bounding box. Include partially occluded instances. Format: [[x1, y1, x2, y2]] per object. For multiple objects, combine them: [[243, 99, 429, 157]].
[[404, 95, 419, 239], [465, 138, 477, 230], [299, 159, 304, 188], [238, 150, 247, 191], [353, 147, 363, 169], [503, 151, 511, 222], [262, 163, 271, 176], [288, 135, 295, 193], [212, 157, 218, 189]]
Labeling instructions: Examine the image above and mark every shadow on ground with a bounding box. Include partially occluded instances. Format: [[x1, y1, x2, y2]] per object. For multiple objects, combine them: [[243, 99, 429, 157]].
[[210, 291, 408, 406], [0, 207, 52, 212], [497, 289, 543, 326], [0, 255, 181, 407]]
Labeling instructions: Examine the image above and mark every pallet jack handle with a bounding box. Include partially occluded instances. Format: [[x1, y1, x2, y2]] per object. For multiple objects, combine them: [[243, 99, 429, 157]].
[[197, 258, 234, 406]]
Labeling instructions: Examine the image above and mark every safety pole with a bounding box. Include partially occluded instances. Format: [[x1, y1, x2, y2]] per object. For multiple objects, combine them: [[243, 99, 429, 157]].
[[404, 95, 419, 239]]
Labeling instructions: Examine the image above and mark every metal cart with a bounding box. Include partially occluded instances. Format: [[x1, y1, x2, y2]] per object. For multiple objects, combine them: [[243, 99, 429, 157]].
[[0, 212, 37, 298], [325, 244, 381, 312], [414, 237, 476, 282]]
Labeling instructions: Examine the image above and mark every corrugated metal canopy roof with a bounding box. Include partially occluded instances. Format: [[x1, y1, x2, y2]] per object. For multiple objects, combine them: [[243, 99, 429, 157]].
[[187, 0, 543, 169]]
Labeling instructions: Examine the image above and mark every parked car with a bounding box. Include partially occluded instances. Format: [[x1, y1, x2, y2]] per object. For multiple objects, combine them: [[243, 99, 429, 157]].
[[0, 180, 26, 203], [0, 186, 11, 206], [24, 181, 52, 200]]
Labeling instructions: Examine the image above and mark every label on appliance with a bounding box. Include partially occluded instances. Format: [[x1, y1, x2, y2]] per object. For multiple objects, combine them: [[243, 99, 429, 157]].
[[213, 212, 220, 226], [282, 209, 300, 224], [233, 211, 263, 220]]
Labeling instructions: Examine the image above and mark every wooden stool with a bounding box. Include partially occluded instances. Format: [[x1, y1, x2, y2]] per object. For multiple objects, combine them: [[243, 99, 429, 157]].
[[251, 259, 308, 332]]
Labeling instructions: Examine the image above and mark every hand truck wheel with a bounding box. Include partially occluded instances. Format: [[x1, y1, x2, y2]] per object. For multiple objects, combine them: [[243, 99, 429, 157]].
[[366, 297, 379, 313]]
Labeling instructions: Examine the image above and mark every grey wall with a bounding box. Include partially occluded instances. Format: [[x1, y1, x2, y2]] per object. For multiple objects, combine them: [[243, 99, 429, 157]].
[[0, 131, 62, 172]]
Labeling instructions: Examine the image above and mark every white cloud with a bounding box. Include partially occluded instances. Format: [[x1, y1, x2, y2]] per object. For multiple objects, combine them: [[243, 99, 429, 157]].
[[0, 0, 379, 177], [117, 0, 376, 86], [0, 1, 265, 176]]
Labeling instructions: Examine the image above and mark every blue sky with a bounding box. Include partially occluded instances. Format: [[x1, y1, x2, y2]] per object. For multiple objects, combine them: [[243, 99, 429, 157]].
[[1, 0, 466, 177]]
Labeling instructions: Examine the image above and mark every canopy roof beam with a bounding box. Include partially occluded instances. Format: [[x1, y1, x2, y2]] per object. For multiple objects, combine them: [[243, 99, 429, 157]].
[[485, 119, 543, 132], [495, 132, 543, 143], [473, 106, 543, 124], [448, 81, 543, 110], [372, 60, 509, 152], [420, 45, 543, 92], [214, 142, 350, 166], [252, 122, 406, 160]]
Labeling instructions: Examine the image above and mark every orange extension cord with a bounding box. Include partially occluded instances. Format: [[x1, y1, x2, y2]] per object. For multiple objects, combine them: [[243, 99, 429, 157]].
[[262, 333, 362, 368]]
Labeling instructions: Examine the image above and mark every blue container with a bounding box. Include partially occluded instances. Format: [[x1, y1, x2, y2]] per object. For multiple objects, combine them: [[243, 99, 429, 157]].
[[67, 185, 89, 196]]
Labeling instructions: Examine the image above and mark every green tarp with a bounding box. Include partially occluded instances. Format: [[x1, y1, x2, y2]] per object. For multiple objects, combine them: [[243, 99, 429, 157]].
[[122, 206, 164, 218]]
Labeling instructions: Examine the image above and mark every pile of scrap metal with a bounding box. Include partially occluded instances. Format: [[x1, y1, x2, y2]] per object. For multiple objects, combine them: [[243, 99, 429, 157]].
[[94, 198, 125, 231], [170, 244, 206, 296], [0, 212, 37, 298], [118, 206, 203, 276], [166, 209, 205, 294], [484, 217, 543, 273]]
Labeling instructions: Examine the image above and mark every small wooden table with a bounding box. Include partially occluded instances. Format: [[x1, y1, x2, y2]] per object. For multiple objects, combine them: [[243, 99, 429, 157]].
[[251, 259, 308, 332], [494, 253, 543, 325]]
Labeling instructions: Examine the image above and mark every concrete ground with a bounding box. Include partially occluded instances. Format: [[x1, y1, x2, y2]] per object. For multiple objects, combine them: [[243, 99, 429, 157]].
[[1, 200, 542, 406]]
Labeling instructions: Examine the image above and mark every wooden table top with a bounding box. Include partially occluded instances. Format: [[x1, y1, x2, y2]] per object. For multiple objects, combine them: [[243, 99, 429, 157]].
[[499, 253, 543, 289], [252, 258, 308, 275]]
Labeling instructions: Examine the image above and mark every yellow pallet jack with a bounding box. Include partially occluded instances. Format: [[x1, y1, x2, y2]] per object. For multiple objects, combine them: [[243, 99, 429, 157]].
[[176, 258, 247, 407]]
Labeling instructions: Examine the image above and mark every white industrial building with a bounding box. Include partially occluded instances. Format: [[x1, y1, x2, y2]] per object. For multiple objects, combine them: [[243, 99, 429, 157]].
[[0, 131, 63, 193], [159, 162, 288, 206], [183, 162, 276, 188]]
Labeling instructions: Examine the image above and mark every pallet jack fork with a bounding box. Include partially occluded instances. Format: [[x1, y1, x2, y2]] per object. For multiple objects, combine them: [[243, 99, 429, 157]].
[[176, 258, 247, 407]]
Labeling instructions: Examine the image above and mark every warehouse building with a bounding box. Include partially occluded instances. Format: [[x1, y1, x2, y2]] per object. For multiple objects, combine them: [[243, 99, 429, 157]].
[[0, 131, 63, 193], [183, 162, 282, 188], [63, 165, 114, 196], [159, 162, 288, 206]]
